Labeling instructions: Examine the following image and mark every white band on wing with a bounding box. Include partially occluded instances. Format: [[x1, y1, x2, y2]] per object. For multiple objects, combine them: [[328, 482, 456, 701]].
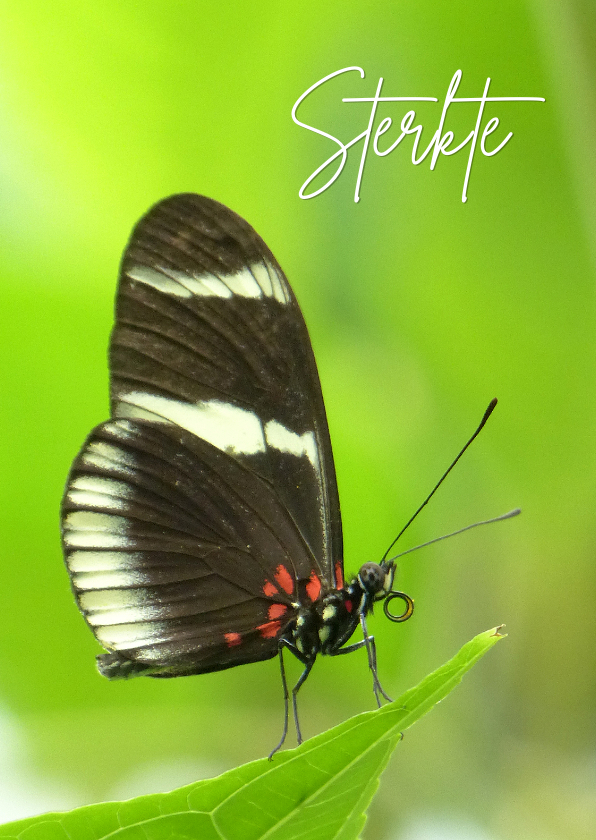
[[126, 261, 288, 305], [115, 393, 319, 470]]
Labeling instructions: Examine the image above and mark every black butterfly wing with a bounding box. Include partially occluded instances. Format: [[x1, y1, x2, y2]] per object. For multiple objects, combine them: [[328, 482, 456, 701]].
[[110, 194, 342, 586], [62, 419, 315, 675], [61, 194, 343, 676]]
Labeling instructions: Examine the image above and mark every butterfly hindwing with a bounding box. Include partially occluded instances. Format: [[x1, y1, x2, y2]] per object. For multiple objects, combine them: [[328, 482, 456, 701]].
[[62, 418, 318, 674]]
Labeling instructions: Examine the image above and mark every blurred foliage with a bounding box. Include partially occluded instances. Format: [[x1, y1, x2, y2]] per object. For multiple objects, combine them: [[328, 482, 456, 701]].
[[0, 2, 594, 839], [0, 630, 504, 840]]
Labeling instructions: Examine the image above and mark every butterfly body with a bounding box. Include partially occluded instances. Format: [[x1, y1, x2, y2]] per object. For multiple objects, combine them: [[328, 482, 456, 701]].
[[61, 194, 412, 751]]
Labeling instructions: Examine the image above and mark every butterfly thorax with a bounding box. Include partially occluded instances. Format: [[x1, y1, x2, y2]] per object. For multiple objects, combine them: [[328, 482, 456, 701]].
[[285, 561, 395, 660]]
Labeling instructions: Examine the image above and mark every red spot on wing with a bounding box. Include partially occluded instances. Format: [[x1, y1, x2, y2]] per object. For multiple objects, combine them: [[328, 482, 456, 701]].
[[274, 564, 294, 595], [268, 603, 288, 620], [334, 562, 344, 590], [305, 572, 322, 602], [344, 599, 353, 613], [263, 580, 277, 597], [224, 632, 242, 647], [256, 620, 282, 639]]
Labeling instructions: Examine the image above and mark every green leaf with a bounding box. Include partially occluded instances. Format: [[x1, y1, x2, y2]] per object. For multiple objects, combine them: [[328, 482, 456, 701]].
[[0, 627, 504, 840]]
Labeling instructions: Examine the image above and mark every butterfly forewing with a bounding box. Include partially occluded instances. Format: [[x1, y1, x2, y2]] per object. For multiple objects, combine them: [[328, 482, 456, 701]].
[[61, 194, 343, 676], [111, 195, 341, 578]]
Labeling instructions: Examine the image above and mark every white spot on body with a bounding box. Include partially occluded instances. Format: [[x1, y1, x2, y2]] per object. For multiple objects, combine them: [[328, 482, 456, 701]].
[[322, 605, 337, 622], [318, 626, 331, 644]]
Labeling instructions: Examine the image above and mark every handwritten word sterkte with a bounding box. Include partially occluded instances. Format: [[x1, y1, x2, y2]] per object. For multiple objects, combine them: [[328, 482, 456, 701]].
[[292, 68, 545, 203]]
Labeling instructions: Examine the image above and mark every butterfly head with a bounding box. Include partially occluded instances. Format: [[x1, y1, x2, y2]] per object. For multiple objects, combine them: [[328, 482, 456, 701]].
[[357, 560, 414, 623]]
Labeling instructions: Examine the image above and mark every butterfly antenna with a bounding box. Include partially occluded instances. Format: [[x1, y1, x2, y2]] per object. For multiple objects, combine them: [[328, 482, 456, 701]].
[[381, 398, 498, 563], [388, 508, 520, 561]]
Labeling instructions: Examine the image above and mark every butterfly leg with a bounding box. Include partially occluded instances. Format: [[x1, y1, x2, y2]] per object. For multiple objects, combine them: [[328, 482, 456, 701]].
[[329, 616, 393, 705], [290, 656, 315, 745], [269, 640, 314, 759], [268, 644, 291, 760], [360, 612, 393, 704]]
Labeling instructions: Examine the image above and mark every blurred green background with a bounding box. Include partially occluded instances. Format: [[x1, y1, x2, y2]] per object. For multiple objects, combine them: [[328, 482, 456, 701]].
[[1, 1, 595, 838]]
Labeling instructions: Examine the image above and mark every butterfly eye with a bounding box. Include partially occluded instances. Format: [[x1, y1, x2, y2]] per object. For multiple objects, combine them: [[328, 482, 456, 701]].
[[383, 590, 415, 623]]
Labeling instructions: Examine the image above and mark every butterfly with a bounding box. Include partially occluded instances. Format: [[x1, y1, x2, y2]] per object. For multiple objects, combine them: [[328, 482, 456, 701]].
[[60, 194, 414, 756]]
